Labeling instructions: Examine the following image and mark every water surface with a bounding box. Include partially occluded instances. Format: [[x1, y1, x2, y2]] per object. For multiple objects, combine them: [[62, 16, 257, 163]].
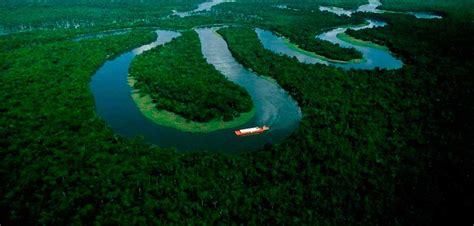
[[173, 0, 229, 17], [408, 12, 443, 19], [319, 6, 352, 16], [356, 0, 383, 13], [318, 0, 443, 19], [318, 0, 382, 17], [91, 29, 301, 153], [256, 20, 403, 70]]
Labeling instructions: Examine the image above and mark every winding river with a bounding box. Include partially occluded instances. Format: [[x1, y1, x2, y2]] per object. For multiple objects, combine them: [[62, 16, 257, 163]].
[[173, 0, 230, 17], [319, 0, 442, 19], [90, 0, 444, 152], [91, 29, 301, 153], [256, 20, 403, 70], [258, 0, 442, 70]]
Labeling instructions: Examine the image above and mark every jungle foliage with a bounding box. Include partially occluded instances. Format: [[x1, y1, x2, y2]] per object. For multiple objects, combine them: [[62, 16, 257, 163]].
[[235, 0, 367, 8], [0, 30, 167, 224], [0, 4, 192, 31], [380, 0, 474, 18], [1, 2, 366, 62], [0, 0, 472, 225], [0, 0, 203, 6], [218, 10, 473, 224], [213, 3, 365, 61], [345, 12, 474, 223], [130, 31, 253, 122]]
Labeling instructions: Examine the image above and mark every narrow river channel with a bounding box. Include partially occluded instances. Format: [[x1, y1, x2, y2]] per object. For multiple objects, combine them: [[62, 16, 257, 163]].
[[91, 29, 302, 153], [256, 20, 403, 70], [90, 0, 444, 152]]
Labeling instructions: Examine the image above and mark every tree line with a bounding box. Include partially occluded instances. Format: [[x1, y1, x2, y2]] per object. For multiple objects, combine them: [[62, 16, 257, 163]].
[[130, 31, 253, 122], [217, 9, 473, 224], [213, 3, 366, 61], [0, 2, 472, 225]]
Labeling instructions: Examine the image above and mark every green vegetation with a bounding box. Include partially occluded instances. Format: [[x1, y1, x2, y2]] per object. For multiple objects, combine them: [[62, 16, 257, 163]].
[[218, 10, 473, 223], [336, 31, 388, 51], [283, 34, 365, 63], [380, 0, 474, 18], [1, 0, 202, 6], [0, 2, 222, 34], [344, 11, 474, 224], [0, 5, 185, 28], [1, 1, 472, 225], [284, 1, 364, 9], [129, 31, 253, 123], [129, 78, 256, 132], [220, 27, 407, 224], [213, 3, 366, 61], [236, 0, 367, 8], [0, 30, 169, 224]]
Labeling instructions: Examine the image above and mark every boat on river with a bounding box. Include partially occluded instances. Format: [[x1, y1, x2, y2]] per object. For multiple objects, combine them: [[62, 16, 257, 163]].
[[234, 126, 270, 136]]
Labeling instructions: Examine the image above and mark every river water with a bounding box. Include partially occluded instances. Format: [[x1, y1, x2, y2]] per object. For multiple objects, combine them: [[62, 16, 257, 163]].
[[259, 0, 443, 70], [173, 0, 230, 17], [319, 0, 442, 19], [90, 29, 301, 153], [256, 20, 403, 70], [89, 0, 444, 152]]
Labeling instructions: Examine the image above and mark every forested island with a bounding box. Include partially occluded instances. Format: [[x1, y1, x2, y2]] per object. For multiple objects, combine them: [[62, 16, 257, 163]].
[[1, 0, 473, 225], [129, 31, 254, 130], [212, 3, 367, 61]]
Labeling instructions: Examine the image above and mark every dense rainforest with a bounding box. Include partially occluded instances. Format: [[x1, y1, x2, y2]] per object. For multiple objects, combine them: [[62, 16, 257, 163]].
[[1, 0, 472, 225], [236, 0, 367, 8], [0, 2, 368, 62], [345, 14, 474, 222], [212, 3, 366, 61], [130, 31, 253, 122], [380, 0, 474, 16], [0, 0, 202, 6], [0, 4, 192, 30], [217, 10, 473, 223]]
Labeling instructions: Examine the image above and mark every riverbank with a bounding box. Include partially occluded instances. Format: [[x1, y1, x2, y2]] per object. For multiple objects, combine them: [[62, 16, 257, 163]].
[[282, 36, 365, 64], [128, 77, 256, 133], [336, 32, 388, 51]]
